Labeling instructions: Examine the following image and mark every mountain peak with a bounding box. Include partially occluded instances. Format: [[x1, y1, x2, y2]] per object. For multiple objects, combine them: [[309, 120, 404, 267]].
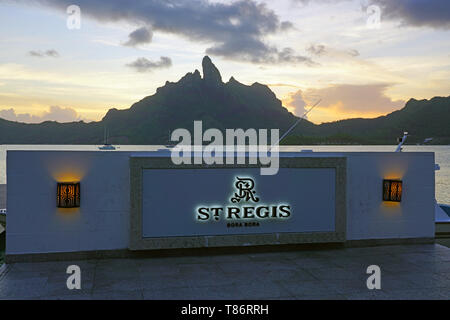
[[202, 56, 222, 87]]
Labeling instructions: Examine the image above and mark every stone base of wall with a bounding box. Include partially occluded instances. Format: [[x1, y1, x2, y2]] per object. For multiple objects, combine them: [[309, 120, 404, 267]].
[[5, 237, 435, 263]]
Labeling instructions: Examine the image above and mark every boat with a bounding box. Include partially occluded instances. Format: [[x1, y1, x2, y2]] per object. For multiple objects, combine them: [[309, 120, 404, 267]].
[[98, 127, 116, 150], [99, 144, 116, 151], [436, 203, 450, 247], [394, 132, 450, 246], [417, 138, 433, 145]]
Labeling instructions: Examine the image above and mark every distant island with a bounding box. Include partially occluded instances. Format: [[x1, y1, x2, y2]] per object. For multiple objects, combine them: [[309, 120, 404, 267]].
[[0, 56, 449, 145]]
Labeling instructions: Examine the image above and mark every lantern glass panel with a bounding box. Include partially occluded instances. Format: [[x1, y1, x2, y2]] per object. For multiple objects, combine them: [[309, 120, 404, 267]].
[[382, 179, 402, 202], [57, 182, 80, 208]]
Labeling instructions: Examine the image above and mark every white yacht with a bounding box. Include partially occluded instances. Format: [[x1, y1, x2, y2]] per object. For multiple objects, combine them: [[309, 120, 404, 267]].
[[98, 128, 116, 150]]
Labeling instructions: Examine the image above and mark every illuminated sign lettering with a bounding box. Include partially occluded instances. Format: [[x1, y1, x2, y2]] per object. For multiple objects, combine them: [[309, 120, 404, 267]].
[[196, 177, 291, 223]]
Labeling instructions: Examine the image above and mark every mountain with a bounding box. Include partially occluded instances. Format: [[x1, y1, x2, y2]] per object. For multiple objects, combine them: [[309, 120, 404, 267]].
[[100, 56, 312, 144], [286, 96, 450, 145], [0, 56, 449, 145]]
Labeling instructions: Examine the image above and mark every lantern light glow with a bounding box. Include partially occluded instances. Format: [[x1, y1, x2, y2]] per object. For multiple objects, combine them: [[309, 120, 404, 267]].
[[57, 182, 80, 208], [383, 179, 402, 202]]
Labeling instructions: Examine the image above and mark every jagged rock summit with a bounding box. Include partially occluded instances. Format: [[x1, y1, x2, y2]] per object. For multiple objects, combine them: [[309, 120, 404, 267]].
[[202, 55, 223, 87]]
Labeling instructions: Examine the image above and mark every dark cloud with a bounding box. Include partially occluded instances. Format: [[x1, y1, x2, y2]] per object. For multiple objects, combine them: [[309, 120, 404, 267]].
[[347, 49, 359, 57], [126, 56, 172, 72], [29, 50, 44, 57], [294, 0, 450, 29], [280, 21, 294, 30], [306, 44, 327, 56], [0, 106, 88, 123], [19, 0, 313, 65], [292, 0, 353, 6], [368, 0, 450, 29], [277, 47, 318, 65], [306, 44, 359, 58], [206, 37, 317, 65], [28, 49, 59, 57], [45, 49, 59, 57], [123, 26, 153, 47]]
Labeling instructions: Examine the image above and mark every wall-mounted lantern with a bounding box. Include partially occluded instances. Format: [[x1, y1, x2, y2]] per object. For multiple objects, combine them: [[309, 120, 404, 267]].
[[383, 179, 402, 202], [57, 182, 80, 208]]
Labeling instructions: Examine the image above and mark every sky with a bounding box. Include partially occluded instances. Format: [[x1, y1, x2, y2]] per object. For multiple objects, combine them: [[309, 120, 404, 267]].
[[0, 0, 449, 124]]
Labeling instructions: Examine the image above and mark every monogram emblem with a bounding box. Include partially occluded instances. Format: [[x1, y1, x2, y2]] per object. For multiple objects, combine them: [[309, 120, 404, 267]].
[[230, 177, 259, 203]]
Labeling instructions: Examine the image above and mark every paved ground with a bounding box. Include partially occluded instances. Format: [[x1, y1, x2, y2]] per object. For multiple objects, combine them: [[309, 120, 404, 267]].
[[1, 243, 450, 300]]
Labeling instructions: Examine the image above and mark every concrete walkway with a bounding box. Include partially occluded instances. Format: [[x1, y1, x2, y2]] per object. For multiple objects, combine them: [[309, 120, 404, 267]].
[[1, 244, 450, 300]]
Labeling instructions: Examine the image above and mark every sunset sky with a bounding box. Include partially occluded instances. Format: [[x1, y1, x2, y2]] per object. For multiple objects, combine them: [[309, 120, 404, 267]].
[[0, 0, 449, 124]]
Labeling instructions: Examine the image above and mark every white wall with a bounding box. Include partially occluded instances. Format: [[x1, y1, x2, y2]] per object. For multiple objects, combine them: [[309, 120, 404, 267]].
[[345, 152, 435, 240], [6, 150, 435, 255], [7, 151, 132, 254]]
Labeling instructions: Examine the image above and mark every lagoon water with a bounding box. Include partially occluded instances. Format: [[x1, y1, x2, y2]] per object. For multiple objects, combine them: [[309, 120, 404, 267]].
[[0, 144, 449, 205]]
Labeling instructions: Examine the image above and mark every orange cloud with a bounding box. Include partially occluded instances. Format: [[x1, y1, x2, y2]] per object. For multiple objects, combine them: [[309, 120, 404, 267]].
[[284, 89, 308, 118], [0, 106, 92, 123], [285, 83, 406, 123]]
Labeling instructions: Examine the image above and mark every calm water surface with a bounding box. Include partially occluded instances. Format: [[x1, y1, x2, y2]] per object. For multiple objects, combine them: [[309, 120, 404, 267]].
[[1, 144, 449, 204]]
